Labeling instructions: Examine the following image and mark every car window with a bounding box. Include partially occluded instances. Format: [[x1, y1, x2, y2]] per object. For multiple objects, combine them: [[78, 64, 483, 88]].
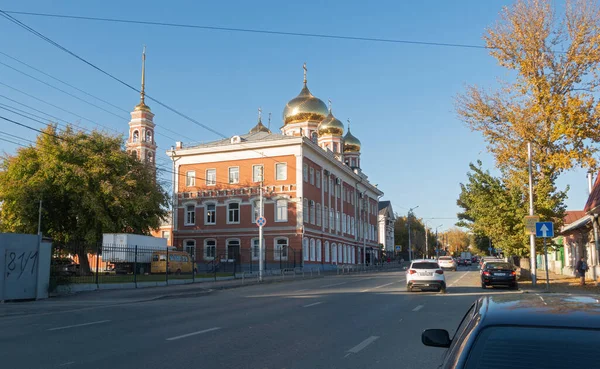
[[442, 303, 477, 365], [412, 262, 439, 269], [464, 326, 600, 369], [485, 263, 511, 269]]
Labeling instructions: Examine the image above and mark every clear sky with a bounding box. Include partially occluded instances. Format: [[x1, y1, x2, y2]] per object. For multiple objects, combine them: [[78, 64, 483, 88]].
[[0, 0, 591, 231]]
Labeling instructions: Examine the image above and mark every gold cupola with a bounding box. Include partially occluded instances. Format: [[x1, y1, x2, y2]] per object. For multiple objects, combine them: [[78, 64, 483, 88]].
[[343, 123, 361, 152], [282, 63, 328, 125], [249, 108, 271, 134], [134, 45, 151, 112], [318, 100, 344, 136]]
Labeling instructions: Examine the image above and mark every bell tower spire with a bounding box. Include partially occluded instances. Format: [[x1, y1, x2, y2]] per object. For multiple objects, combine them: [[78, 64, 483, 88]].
[[127, 45, 156, 168]]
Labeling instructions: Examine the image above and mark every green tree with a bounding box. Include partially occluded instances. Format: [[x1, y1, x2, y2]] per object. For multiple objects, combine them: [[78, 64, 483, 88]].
[[0, 124, 170, 272]]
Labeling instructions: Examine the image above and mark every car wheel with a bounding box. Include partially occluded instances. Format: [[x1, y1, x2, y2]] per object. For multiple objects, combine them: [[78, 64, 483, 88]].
[[511, 283, 519, 290], [406, 285, 412, 292], [481, 282, 487, 289], [440, 285, 447, 294]]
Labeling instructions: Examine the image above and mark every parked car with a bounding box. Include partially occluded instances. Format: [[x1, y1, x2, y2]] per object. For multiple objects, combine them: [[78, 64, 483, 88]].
[[421, 294, 600, 369], [406, 259, 446, 293], [481, 261, 518, 289], [438, 256, 457, 271], [51, 257, 80, 276]]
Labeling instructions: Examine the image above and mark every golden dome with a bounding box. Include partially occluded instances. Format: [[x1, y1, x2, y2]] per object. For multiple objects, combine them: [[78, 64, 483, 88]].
[[282, 84, 328, 125], [343, 125, 361, 152], [318, 110, 344, 136], [134, 102, 151, 112]]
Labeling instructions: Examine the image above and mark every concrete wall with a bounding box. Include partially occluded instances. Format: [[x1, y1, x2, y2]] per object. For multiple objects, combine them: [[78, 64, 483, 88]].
[[0, 233, 51, 301]]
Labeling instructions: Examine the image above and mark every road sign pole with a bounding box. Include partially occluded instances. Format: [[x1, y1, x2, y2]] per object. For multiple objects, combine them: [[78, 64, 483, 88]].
[[528, 142, 537, 286], [544, 237, 549, 290]]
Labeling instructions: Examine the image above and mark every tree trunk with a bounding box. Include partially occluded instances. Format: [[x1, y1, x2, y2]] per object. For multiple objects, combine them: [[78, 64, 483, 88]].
[[76, 246, 92, 276]]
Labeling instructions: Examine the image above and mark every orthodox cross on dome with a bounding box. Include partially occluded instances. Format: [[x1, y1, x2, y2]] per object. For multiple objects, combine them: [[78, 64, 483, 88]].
[[258, 107, 262, 122], [347, 118, 351, 129], [328, 99, 332, 113], [268, 112, 272, 129], [140, 45, 146, 105], [303, 62, 307, 84]]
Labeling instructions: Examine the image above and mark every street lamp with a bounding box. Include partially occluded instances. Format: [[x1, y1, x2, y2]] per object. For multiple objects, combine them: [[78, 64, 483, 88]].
[[407, 205, 419, 262], [435, 224, 443, 259]]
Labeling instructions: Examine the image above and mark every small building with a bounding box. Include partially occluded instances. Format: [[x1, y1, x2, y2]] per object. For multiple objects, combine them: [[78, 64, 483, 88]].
[[378, 201, 395, 254]]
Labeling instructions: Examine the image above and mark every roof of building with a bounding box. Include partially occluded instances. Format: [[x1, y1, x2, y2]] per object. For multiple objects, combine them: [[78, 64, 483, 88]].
[[378, 201, 391, 211], [478, 294, 600, 329], [564, 210, 586, 225], [186, 131, 296, 150], [584, 174, 600, 213]]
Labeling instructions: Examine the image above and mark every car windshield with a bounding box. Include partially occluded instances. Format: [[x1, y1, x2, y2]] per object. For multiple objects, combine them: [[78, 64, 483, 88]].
[[439, 257, 452, 260], [412, 262, 439, 269], [485, 263, 512, 270], [465, 326, 600, 369]]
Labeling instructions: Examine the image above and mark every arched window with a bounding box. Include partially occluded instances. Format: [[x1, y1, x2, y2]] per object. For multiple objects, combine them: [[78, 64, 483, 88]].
[[145, 130, 153, 143], [275, 237, 288, 261], [324, 241, 330, 262], [311, 131, 318, 143], [316, 240, 322, 262], [203, 239, 216, 260], [132, 130, 139, 142], [303, 238, 309, 261], [146, 152, 154, 163], [310, 239, 316, 261], [331, 243, 337, 264], [338, 244, 343, 263]]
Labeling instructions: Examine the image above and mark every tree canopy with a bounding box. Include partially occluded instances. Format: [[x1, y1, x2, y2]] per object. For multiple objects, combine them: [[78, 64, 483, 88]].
[[0, 125, 170, 252]]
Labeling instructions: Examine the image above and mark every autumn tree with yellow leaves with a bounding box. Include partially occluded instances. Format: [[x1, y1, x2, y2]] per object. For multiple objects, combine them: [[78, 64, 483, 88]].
[[456, 0, 600, 255]]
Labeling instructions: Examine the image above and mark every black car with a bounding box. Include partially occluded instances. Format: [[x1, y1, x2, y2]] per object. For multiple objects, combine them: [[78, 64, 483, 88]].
[[422, 294, 600, 369], [480, 261, 517, 289]]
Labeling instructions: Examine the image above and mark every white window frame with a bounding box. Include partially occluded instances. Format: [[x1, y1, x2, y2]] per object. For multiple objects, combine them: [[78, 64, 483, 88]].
[[331, 243, 337, 264], [185, 204, 196, 225], [324, 241, 330, 262], [316, 240, 322, 262], [253, 164, 263, 182], [186, 171, 196, 187], [316, 171, 321, 188], [251, 238, 265, 261], [228, 166, 239, 184], [303, 238, 309, 261], [338, 244, 343, 263], [275, 199, 288, 222], [274, 237, 289, 261], [310, 239, 316, 261], [204, 202, 217, 225], [303, 198, 309, 223], [206, 168, 216, 186], [310, 203, 316, 225], [225, 239, 241, 261], [329, 209, 334, 231], [324, 177, 328, 192], [204, 239, 216, 260], [252, 200, 261, 223], [227, 201, 241, 224], [275, 163, 287, 181], [352, 246, 356, 264], [342, 214, 346, 233], [303, 163, 308, 182], [336, 211, 340, 232], [309, 167, 315, 185], [324, 206, 328, 228], [184, 240, 196, 262], [316, 203, 322, 226]]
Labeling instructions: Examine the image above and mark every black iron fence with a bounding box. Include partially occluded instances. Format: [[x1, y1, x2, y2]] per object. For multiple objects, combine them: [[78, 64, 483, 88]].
[[49, 243, 301, 288]]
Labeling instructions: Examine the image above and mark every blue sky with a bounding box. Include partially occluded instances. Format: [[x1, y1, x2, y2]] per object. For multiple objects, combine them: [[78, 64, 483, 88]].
[[0, 0, 591, 231]]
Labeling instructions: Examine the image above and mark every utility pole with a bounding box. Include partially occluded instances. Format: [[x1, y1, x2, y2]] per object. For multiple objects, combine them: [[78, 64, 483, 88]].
[[407, 206, 419, 262], [528, 142, 537, 286], [424, 226, 429, 259], [435, 224, 443, 258], [37, 198, 42, 235], [259, 166, 264, 282]]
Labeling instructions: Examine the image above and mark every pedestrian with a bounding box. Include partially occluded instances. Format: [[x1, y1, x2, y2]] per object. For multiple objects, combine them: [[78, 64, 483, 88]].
[[576, 256, 589, 286]]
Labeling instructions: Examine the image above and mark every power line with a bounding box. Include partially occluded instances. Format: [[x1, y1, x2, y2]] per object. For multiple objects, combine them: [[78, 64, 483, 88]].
[[0, 51, 196, 142], [1, 10, 490, 50], [0, 136, 26, 147], [0, 130, 34, 144]]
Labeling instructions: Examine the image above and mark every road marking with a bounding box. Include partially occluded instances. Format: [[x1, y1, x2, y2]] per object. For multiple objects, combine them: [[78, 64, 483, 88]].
[[57, 362, 75, 367], [294, 289, 309, 292], [47, 320, 111, 331], [347, 336, 380, 354], [449, 272, 469, 287], [321, 282, 347, 288], [303, 301, 323, 308], [166, 327, 221, 341], [361, 282, 395, 292], [398, 318, 403, 323], [412, 305, 424, 312]]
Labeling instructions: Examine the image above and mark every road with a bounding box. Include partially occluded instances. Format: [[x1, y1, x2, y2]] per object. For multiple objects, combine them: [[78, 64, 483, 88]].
[[0, 266, 520, 369]]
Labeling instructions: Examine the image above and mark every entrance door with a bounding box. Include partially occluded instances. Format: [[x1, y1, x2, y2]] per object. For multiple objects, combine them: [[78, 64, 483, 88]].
[[227, 240, 241, 272]]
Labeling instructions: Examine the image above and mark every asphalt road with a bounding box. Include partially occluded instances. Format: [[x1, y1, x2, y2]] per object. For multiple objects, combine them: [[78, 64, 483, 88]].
[[0, 266, 521, 369]]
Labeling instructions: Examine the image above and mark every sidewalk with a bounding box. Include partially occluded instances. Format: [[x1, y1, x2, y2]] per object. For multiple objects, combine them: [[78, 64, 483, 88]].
[[520, 269, 600, 294]]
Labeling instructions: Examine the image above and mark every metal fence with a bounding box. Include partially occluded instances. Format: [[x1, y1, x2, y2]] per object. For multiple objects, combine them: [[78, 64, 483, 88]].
[[49, 243, 301, 288]]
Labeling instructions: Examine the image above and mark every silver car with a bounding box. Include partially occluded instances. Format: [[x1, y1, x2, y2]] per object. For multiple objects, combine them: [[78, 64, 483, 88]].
[[438, 256, 457, 271]]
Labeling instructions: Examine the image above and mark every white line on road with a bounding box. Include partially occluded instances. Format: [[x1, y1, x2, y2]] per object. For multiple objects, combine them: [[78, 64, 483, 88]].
[[57, 362, 75, 367], [166, 327, 221, 341], [412, 305, 424, 312], [47, 320, 111, 331], [347, 336, 380, 354], [449, 272, 470, 287], [303, 301, 323, 308], [294, 289, 309, 292], [321, 282, 347, 288], [361, 282, 395, 293]]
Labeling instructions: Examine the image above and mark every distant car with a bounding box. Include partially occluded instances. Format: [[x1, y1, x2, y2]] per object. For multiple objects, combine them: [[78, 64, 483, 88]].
[[421, 294, 600, 369], [438, 256, 457, 271], [481, 261, 518, 289], [51, 257, 80, 276], [406, 259, 446, 293]]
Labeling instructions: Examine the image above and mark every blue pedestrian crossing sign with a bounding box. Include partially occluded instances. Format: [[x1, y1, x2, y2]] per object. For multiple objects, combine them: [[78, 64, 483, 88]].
[[535, 222, 554, 238]]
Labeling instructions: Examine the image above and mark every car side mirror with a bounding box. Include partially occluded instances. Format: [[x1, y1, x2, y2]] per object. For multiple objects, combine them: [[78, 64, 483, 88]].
[[422, 329, 451, 348]]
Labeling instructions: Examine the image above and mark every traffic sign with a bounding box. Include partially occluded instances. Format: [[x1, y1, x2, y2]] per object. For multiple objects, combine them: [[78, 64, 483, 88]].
[[535, 222, 554, 238], [256, 216, 267, 227], [524, 215, 539, 235], [395, 245, 401, 251]]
